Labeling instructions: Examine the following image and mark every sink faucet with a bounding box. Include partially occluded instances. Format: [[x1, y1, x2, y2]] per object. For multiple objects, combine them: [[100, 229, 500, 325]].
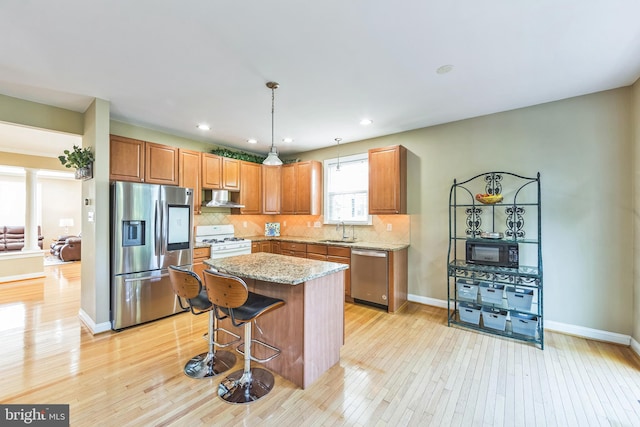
[[336, 221, 349, 240]]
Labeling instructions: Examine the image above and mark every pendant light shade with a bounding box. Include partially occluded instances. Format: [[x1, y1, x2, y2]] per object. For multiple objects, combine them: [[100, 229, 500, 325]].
[[263, 146, 283, 165], [263, 82, 283, 165]]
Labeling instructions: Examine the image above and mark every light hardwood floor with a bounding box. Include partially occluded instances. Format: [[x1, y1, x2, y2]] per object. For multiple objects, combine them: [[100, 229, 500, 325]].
[[1, 262, 640, 426]]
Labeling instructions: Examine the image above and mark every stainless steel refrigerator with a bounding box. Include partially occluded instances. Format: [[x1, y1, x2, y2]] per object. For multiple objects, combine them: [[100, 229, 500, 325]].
[[110, 181, 193, 330]]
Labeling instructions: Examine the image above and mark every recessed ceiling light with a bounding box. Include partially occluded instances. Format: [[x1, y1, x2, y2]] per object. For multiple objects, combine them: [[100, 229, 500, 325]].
[[436, 64, 454, 74], [197, 124, 211, 131], [360, 119, 373, 126], [282, 138, 293, 143], [247, 139, 257, 144]]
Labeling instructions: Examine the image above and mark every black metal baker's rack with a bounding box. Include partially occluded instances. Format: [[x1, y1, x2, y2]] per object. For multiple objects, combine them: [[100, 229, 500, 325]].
[[447, 171, 543, 349]]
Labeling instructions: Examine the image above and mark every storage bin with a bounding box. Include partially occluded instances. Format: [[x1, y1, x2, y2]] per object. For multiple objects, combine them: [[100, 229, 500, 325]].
[[458, 302, 481, 325], [456, 279, 479, 301], [482, 307, 507, 331], [511, 312, 538, 337], [506, 286, 534, 311], [479, 282, 505, 305]]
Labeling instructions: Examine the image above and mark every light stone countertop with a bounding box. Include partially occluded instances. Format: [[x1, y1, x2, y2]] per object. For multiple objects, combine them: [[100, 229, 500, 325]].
[[244, 235, 409, 251], [203, 252, 348, 285]]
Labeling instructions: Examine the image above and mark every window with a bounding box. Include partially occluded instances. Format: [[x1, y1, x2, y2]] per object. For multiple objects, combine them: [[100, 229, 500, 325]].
[[323, 153, 371, 224]]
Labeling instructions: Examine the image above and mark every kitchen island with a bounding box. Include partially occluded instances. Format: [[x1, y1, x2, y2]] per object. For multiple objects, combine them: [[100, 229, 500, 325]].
[[204, 252, 348, 389]]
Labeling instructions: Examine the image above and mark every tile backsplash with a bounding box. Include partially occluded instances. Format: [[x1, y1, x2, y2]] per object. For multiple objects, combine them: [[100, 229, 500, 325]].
[[195, 212, 410, 244]]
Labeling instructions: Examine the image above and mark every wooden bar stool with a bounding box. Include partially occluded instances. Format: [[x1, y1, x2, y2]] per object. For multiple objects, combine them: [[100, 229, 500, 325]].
[[203, 269, 285, 404], [168, 266, 239, 379]]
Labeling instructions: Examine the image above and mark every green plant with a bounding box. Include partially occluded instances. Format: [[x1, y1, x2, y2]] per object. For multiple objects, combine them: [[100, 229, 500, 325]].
[[211, 148, 266, 164], [58, 145, 95, 169]]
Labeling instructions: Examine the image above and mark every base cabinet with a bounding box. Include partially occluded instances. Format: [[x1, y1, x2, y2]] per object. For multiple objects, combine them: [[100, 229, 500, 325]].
[[193, 246, 210, 279]]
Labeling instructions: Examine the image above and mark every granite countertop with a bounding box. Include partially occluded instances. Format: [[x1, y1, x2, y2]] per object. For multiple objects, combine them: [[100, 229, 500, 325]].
[[244, 235, 409, 251], [204, 252, 348, 285]]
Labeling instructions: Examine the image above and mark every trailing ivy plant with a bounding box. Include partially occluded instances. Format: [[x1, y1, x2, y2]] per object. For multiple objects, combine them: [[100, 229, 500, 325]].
[[211, 148, 266, 164], [58, 145, 95, 169]]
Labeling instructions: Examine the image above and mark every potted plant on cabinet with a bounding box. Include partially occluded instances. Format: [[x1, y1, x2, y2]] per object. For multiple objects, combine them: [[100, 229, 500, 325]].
[[58, 145, 95, 180]]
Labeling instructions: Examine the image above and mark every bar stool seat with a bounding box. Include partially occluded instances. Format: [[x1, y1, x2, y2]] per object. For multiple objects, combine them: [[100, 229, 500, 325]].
[[203, 269, 285, 404], [168, 266, 239, 379]]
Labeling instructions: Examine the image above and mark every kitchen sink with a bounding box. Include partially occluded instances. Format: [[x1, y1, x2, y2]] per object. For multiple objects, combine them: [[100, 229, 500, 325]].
[[319, 239, 356, 244]]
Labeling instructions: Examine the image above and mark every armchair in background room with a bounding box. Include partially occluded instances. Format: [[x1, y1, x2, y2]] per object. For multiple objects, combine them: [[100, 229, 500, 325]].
[[50, 234, 81, 261]]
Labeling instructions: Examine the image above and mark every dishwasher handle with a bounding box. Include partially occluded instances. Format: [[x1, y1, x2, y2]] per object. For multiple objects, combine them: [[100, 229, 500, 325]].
[[352, 249, 387, 258]]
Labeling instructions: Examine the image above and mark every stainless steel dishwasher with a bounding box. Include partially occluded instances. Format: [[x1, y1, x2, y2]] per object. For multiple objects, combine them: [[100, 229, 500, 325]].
[[351, 249, 388, 308]]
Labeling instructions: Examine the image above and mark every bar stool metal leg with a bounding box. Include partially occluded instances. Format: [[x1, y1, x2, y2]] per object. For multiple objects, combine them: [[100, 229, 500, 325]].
[[184, 311, 237, 379], [218, 322, 276, 403]]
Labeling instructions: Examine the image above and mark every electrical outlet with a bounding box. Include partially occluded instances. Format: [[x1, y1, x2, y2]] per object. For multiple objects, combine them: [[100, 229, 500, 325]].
[[386, 223, 392, 231], [243, 221, 247, 228], [283, 221, 287, 227], [314, 221, 321, 228]]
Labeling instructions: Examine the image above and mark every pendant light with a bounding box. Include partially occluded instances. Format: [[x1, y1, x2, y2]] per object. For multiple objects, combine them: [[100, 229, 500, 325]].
[[263, 81, 283, 165], [335, 138, 342, 171]]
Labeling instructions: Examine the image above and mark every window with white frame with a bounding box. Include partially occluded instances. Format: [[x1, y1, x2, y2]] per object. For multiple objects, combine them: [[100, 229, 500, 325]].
[[323, 153, 371, 224]]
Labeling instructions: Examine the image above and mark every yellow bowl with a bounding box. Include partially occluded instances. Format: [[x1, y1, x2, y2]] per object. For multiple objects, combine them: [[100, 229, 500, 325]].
[[475, 194, 503, 204]]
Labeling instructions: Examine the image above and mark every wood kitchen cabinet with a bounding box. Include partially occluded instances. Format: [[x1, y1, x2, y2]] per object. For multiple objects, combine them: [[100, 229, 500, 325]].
[[271, 241, 281, 254], [109, 135, 145, 182], [109, 135, 178, 185], [222, 157, 240, 191], [327, 246, 352, 301], [201, 153, 222, 189], [144, 141, 179, 185], [252, 241, 272, 253], [192, 246, 211, 279], [369, 145, 407, 214], [262, 165, 281, 214], [202, 154, 241, 191], [306, 244, 328, 260], [281, 161, 322, 215], [178, 149, 201, 214], [232, 161, 261, 214], [280, 241, 307, 258]]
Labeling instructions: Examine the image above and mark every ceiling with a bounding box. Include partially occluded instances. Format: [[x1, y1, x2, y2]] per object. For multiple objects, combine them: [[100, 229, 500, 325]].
[[1, 0, 640, 159]]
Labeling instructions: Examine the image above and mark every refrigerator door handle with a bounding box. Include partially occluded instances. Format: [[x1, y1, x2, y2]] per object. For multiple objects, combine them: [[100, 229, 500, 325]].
[[154, 200, 161, 256], [124, 272, 170, 283]]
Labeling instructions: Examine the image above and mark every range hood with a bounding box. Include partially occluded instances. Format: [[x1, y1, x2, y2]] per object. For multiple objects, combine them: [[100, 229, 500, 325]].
[[204, 190, 245, 208]]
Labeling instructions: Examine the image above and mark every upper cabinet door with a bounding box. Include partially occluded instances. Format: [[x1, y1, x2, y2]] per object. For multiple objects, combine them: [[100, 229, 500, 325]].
[[179, 149, 201, 214], [222, 157, 241, 191], [280, 161, 322, 215], [280, 164, 297, 214], [262, 165, 282, 214], [201, 153, 222, 189], [145, 142, 179, 185], [369, 145, 407, 214], [109, 135, 145, 182], [238, 161, 261, 214]]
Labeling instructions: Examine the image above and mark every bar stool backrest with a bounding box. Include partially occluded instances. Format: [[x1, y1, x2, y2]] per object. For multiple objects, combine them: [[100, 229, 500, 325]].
[[169, 266, 202, 299], [169, 265, 212, 313], [202, 269, 249, 309]]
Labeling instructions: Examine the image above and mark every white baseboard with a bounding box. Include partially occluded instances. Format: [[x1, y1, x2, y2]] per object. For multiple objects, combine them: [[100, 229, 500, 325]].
[[408, 294, 448, 309], [78, 309, 111, 335], [0, 272, 46, 283], [408, 294, 633, 347], [630, 337, 640, 358], [543, 320, 631, 345]]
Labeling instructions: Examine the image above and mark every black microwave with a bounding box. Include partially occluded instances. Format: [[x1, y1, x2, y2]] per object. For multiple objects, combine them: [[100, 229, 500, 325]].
[[465, 239, 519, 268]]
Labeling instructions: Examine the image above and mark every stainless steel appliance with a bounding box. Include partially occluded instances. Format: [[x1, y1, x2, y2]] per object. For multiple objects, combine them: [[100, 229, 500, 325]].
[[465, 239, 519, 268], [110, 181, 193, 330], [195, 225, 252, 259], [351, 249, 388, 308]]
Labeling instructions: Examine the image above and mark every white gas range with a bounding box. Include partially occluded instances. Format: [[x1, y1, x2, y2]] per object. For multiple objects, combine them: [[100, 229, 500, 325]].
[[195, 225, 252, 259]]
